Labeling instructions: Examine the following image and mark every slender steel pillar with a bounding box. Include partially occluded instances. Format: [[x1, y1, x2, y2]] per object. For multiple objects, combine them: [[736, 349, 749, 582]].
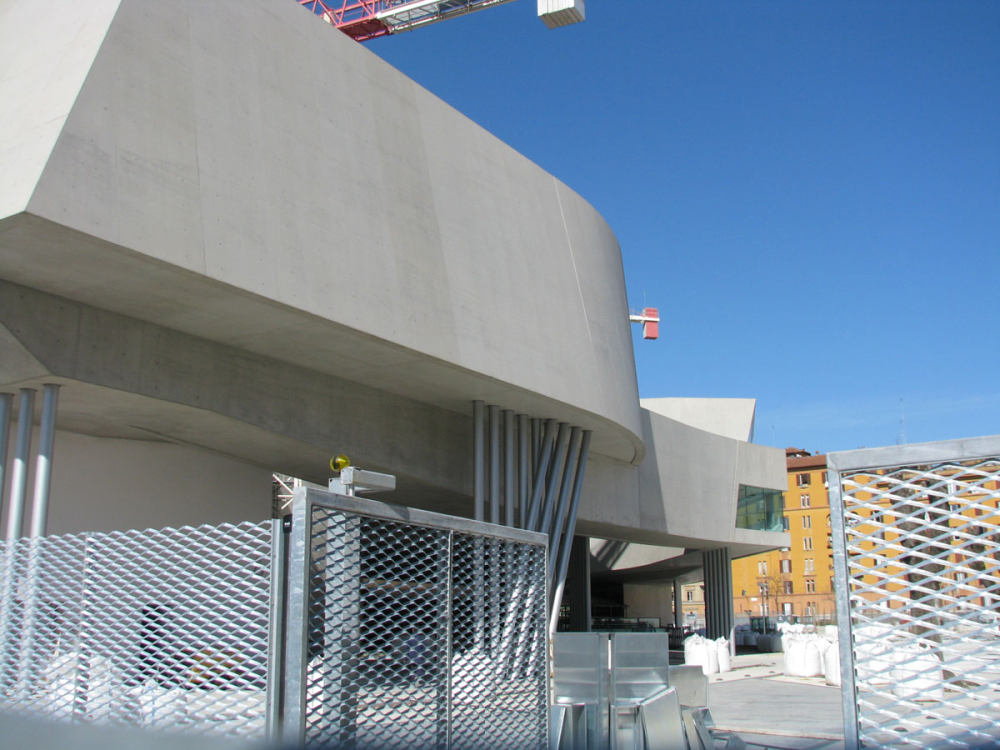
[[473, 401, 485, 522], [525, 420, 557, 531], [549, 430, 591, 636], [539, 423, 571, 536], [488, 405, 500, 524], [517, 414, 530, 528], [5, 389, 35, 541], [0, 394, 12, 523], [548, 427, 583, 576], [504, 410, 515, 528], [28, 384, 60, 538], [673, 580, 684, 628]]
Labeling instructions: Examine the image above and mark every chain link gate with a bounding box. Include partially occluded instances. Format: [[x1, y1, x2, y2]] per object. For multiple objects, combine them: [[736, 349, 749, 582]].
[[0, 488, 549, 748], [829, 436, 1000, 749], [280, 488, 549, 749]]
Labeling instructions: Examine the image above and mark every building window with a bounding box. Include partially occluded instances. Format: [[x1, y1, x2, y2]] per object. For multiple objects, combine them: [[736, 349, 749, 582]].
[[736, 484, 785, 532], [800, 494, 811, 508], [805, 579, 816, 593], [784, 581, 794, 595], [780, 559, 792, 574], [686, 589, 693, 601], [803, 537, 813, 551], [782, 516, 790, 531], [805, 558, 815, 574], [802, 515, 812, 529], [796, 473, 811, 487], [758, 560, 768, 576], [783, 602, 793, 615]]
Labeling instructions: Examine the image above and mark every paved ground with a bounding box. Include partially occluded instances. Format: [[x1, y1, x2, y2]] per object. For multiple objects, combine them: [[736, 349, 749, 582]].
[[706, 652, 846, 750]]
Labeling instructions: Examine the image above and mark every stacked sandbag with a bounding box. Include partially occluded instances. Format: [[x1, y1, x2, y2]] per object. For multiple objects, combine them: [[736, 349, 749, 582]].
[[823, 627, 841, 686], [854, 623, 895, 689], [891, 643, 944, 701], [783, 633, 825, 677], [716, 637, 731, 673], [756, 632, 782, 652], [684, 634, 720, 675], [734, 625, 753, 647]]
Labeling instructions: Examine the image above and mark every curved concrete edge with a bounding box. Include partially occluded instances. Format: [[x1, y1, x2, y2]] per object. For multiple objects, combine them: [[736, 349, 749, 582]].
[[1, 0, 644, 457]]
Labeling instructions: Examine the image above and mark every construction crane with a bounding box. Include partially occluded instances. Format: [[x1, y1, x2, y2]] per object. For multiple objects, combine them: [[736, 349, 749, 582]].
[[298, 0, 584, 42], [629, 308, 660, 340]]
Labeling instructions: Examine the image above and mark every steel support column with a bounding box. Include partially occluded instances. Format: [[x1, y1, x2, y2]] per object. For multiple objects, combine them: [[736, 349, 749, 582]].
[[4, 389, 35, 542], [703, 547, 734, 644], [0, 394, 11, 522], [28, 384, 60, 539], [473, 401, 485, 523]]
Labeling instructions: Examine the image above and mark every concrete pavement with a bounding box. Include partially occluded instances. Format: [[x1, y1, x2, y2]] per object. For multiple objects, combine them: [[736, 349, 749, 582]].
[[706, 652, 846, 749]]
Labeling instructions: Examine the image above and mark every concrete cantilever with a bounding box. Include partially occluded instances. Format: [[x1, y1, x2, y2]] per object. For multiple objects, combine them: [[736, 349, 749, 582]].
[[0, 0, 788, 588], [0, 0, 642, 466]]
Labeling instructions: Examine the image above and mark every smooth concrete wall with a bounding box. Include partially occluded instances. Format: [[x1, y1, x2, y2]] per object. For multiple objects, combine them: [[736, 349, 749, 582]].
[[0, 281, 473, 511], [641, 398, 757, 442], [0, 0, 120, 219], [577, 408, 786, 550], [0, 0, 642, 460], [623, 583, 675, 627], [0, 427, 271, 536]]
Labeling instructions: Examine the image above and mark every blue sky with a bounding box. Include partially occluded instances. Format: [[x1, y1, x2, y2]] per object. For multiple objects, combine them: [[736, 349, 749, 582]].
[[365, 0, 999, 454]]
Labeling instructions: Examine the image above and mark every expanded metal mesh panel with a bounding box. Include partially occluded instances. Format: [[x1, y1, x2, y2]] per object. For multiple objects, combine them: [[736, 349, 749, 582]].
[[836, 455, 1000, 748], [0, 522, 272, 740], [301, 504, 547, 749]]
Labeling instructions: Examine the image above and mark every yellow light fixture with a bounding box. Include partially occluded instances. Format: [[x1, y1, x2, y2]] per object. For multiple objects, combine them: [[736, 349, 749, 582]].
[[330, 454, 350, 473]]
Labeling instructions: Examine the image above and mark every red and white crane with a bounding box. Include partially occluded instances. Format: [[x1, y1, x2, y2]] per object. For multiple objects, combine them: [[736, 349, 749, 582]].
[[298, 0, 584, 42]]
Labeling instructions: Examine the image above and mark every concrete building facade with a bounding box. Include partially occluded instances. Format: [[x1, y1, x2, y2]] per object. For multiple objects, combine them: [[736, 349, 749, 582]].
[[0, 0, 786, 628]]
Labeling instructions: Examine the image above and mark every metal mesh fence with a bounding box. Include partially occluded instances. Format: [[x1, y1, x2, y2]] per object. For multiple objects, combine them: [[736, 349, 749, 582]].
[[0, 522, 273, 739], [831, 448, 1000, 748], [287, 491, 549, 749], [0, 491, 548, 747]]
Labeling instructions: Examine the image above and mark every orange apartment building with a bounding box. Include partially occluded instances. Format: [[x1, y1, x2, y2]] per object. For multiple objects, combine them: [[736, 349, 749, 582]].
[[686, 448, 1000, 627], [844, 462, 1000, 614], [730, 448, 836, 622]]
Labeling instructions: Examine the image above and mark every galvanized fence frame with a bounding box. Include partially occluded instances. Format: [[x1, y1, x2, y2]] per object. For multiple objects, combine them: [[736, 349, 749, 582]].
[[0, 520, 276, 739], [829, 436, 1000, 749], [280, 487, 550, 749], [0, 489, 549, 748]]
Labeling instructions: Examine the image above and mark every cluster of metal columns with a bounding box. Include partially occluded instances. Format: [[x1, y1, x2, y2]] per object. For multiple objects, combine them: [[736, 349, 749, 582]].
[[472, 401, 591, 635], [0, 385, 61, 541], [703, 547, 734, 642]]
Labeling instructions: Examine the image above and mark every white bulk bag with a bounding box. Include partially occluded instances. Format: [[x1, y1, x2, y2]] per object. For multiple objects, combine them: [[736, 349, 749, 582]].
[[784, 636, 805, 676], [802, 637, 823, 677], [892, 644, 944, 701], [684, 634, 704, 667], [684, 634, 719, 674], [785, 635, 823, 677], [823, 637, 841, 686], [855, 639, 894, 687], [716, 638, 731, 673]]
